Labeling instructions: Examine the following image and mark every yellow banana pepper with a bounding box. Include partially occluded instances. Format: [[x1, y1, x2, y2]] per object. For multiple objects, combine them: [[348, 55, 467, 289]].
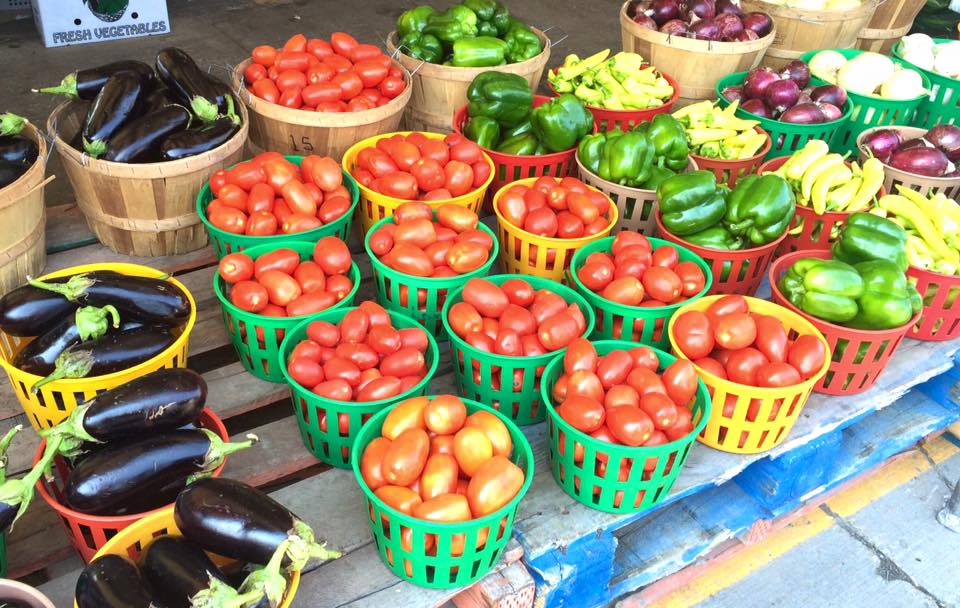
[[800, 153, 844, 203], [811, 164, 852, 214], [878, 194, 960, 265], [784, 140, 830, 183]]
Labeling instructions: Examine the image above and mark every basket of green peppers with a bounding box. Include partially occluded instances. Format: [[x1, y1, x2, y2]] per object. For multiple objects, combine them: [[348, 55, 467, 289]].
[[653, 169, 796, 295], [768, 218, 922, 394], [454, 72, 596, 195]]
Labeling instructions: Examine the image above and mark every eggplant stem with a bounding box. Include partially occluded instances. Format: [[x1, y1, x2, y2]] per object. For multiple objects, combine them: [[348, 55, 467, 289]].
[[285, 519, 342, 572], [33, 74, 78, 99], [75, 305, 121, 342], [190, 575, 258, 608], [224, 95, 241, 126], [191, 96, 220, 123], [188, 432, 259, 484], [0, 435, 62, 533], [237, 539, 291, 608], [31, 348, 96, 393], [39, 404, 100, 459], [27, 274, 95, 302], [0, 113, 26, 138]]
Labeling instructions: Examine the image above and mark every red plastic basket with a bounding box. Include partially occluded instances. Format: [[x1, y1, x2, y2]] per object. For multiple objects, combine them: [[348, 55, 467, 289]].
[[769, 250, 919, 395], [545, 69, 680, 132], [907, 266, 960, 341], [655, 213, 784, 296], [691, 126, 771, 188], [34, 409, 230, 563]]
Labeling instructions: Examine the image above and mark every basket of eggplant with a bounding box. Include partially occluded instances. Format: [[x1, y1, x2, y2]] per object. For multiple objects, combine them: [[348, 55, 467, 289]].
[[74, 478, 341, 608], [0, 112, 51, 297], [0, 262, 196, 430], [38, 50, 249, 257], [29, 369, 258, 564]]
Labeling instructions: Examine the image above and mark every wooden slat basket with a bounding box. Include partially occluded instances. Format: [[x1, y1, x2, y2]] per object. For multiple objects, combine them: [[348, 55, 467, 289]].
[[856, 0, 926, 54], [0, 121, 48, 296]]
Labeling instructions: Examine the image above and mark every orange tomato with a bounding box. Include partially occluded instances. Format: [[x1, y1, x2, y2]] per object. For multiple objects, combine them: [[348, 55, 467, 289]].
[[464, 411, 512, 458], [423, 395, 467, 435], [466, 456, 524, 517], [453, 426, 494, 477], [375, 485, 422, 515], [430, 434, 455, 456], [419, 454, 459, 501], [436, 204, 479, 233], [382, 428, 430, 487], [381, 396, 428, 439], [360, 437, 392, 490]]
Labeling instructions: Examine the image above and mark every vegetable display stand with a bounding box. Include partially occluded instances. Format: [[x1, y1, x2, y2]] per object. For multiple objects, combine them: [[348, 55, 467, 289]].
[[0, 580, 54, 608], [619, 1, 775, 107], [894, 38, 960, 128], [493, 177, 618, 281], [906, 265, 960, 341], [213, 242, 360, 382], [35, 409, 229, 564], [540, 341, 710, 513], [654, 212, 785, 296], [716, 73, 853, 159], [279, 307, 439, 468], [692, 126, 772, 188], [668, 296, 830, 453], [546, 73, 681, 132], [799, 49, 931, 154], [568, 237, 712, 349], [351, 397, 533, 588], [47, 100, 248, 257], [386, 29, 551, 133], [0, 263, 196, 431], [453, 96, 594, 199], [0, 120, 48, 297], [576, 154, 697, 236], [857, 0, 926, 55], [73, 507, 300, 608], [233, 58, 411, 161], [769, 250, 919, 394], [442, 274, 595, 425], [742, 0, 880, 70], [197, 159, 359, 259], [856, 126, 960, 199], [343, 132, 494, 235], [365, 215, 498, 340]]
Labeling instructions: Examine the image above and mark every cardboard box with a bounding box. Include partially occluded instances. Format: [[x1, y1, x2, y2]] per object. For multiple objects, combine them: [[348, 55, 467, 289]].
[[32, 0, 170, 48]]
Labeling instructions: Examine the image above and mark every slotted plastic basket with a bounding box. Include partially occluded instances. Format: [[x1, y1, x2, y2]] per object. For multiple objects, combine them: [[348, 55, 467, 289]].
[[893, 38, 960, 128], [907, 265, 960, 341]]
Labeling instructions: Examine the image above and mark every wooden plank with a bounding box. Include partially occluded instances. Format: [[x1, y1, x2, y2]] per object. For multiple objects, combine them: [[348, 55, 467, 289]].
[[42, 241, 217, 276], [44, 204, 96, 254]]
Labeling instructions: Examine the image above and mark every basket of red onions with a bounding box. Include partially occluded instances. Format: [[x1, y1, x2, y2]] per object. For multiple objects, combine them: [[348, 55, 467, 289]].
[[858, 125, 960, 199], [716, 60, 853, 159], [620, 0, 776, 106]]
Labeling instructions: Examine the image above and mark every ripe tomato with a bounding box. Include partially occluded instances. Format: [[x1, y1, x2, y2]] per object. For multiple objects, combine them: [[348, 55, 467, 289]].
[[380, 75, 405, 99], [557, 396, 605, 433], [381, 396, 428, 440], [642, 267, 682, 303], [713, 312, 757, 351], [448, 302, 483, 337], [381, 428, 430, 486], [564, 338, 598, 373], [257, 270, 301, 306], [446, 242, 489, 274], [356, 376, 403, 401], [453, 426, 494, 476], [444, 161, 474, 196], [313, 236, 351, 274], [286, 291, 336, 316], [413, 494, 470, 523], [360, 437, 392, 490], [419, 454, 460, 501], [368, 225, 395, 256], [565, 369, 604, 402], [318, 196, 351, 224], [384, 243, 433, 277], [230, 280, 268, 312], [330, 71, 362, 100], [498, 188, 528, 227], [605, 384, 641, 409], [467, 456, 524, 517], [755, 362, 802, 387], [523, 207, 558, 237], [672, 310, 715, 359], [597, 351, 633, 389], [252, 44, 278, 66], [393, 218, 437, 249], [538, 313, 580, 351], [378, 172, 419, 200], [675, 261, 706, 297], [209, 207, 247, 234], [606, 406, 655, 446], [706, 295, 748, 323], [418, 139, 449, 165], [665, 407, 694, 441], [263, 158, 298, 191], [500, 278, 534, 307], [252, 78, 281, 103], [218, 253, 254, 284], [601, 277, 644, 306], [567, 192, 599, 224], [436, 204, 478, 233], [375, 485, 422, 515], [462, 279, 508, 317], [409, 158, 445, 192], [393, 201, 431, 223], [500, 304, 536, 336], [254, 248, 299, 278], [326, 274, 354, 300], [312, 378, 352, 401], [788, 334, 827, 380], [464, 410, 512, 457], [725, 347, 769, 385], [694, 357, 726, 379], [424, 242, 452, 267], [530, 291, 566, 324], [639, 393, 679, 430], [628, 346, 659, 371], [753, 314, 788, 363], [307, 38, 333, 59], [380, 348, 425, 378], [449, 141, 482, 165], [424, 395, 467, 435], [399, 327, 429, 352], [324, 356, 361, 386], [626, 367, 667, 398], [651, 245, 678, 268], [577, 262, 614, 292], [287, 356, 324, 388], [662, 359, 698, 407], [352, 59, 389, 88], [336, 343, 378, 370], [556, 212, 585, 238]]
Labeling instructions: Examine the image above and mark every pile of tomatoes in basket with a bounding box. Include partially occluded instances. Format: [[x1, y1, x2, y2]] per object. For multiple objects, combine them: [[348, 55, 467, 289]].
[[351, 133, 491, 201], [285, 301, 432, 402], [206, 152, 351, 236], [497, 176, 612, 238], [243, 32, 406, 112]]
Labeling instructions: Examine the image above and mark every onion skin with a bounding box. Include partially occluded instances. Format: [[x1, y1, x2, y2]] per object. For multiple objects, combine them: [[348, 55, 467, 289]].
[[889, 147, 949, 176], [660, 18, 690, 35], [721, 85, 744, 102], [817, 102, 842, 121], [632, 13, 659, 28], [765, 78, 801, 113], [900, 138, 928, 151], [714, 12, 744, 39], [742, 12, 773, 37], [810, 84, 847, 108], [741, 98, 773, 118], [780, 60, 811, 89], [926, 124, 960, 162], [735, 29, 759, 41], [743, 67, 779, 100], [690, 17, 721, 40], [627, 0, 652, 18], [860, 129, 903, 163], [780, 102, 827, 124]]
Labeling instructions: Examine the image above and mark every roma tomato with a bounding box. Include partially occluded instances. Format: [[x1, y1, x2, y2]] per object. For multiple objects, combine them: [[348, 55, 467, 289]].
[[606, 406, 655, 446], [596, 351, 634, 388], [694, 357, 727, 379], [706, 295, 748, 323], [464, 410, 512, 457], [604, 384, 640, 409], [639, 392, 678, 430], [661, 359, 698, 407], [556, 396, 605, 433], [447, 242, 489, 274], [675, 261, 706, 297], [467, 456, 524, 517], [672, 310, 714, 359], [629, 346, 659, 371], [423, 395, 467, 435], [360, 437, 392, 490], [230, 281, 268, 312], [382, 428, 430, 486], [651, 246, 679, 268], [375, 485, 422, 515], [714, 312, 756, 350], [755, 362, 802, 387], [413, 494, 470, 523], [641, 267, 682, 303], [382, 396, 428, 439], [538, 313, 580, 351], [453, 426, 494, 476], [788, 335, 826, 380], [258, 270, 302, 306], [254, 248, 300, 278], [420, 454, 460, 501], [753, 314, 788, 363], [314, 236, 351, 274], [444, 161, 474, 197], [209, 208, 247, 234], [601, 277, 644, 306], [218, 253, 254, 284], [566, 370, 604, 402], [385, 243, 434, 277], [500, 278, 534, 307], [563, 338, 598, 373], [725, 347, 768, 385], [436, 205, 478, 233], [462, 278, 509, 317]]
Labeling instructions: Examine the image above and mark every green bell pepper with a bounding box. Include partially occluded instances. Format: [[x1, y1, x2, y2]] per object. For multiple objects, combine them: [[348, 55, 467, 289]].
[[491, 2, 511, 36], [496, 132, 539, 155], [577, 133, 605, 175], [644, 114, 690, 171], [723, 174, 796, 246], [424, 7, 478, 44], [656, 170, 725, 236], [452, 37, 508, 67], [397, 5, 434, 38], [832, 212, 909, 272], [462, 0, 496, 21], [683, 224, 742, 250], [777, 258, 864, 324], [477, 20, 498, 37], [500, 119, 532, 140], [599, 130, 653, 187], [466, 72, 533, 128], [398, 32, 444, 64], [464, 116, 501, 149], [530, 94, 593, 152], [849, 260, 920, 330], [503, 21, 543, 63], [639, 164, 676, 190]]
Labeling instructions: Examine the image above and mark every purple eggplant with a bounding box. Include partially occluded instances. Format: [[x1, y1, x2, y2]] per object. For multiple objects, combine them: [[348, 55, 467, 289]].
[[889, 146, 950, 176], [35, 60, 155, 101], [81, 72, 146, 158], [75, 555, 159, 608], [140, 536, 243, 608]]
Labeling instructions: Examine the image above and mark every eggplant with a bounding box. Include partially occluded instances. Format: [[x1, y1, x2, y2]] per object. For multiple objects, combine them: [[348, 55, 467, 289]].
[[82, 72, 146, 158], [140, 536, 241, 608], [156, 48, 230, 123], [0, 273, 123, 336], [143, 87, 176, 114], [0, 160, 27, 189], [31, 328, 176, 392], [35, 60, 155, 100], [13, 305, 122, 375], [102, 105, 192, 163], [28, 271, 191, 326], [0, 136, 38, 165], [160, 118, 240, 161], [174, 477, 340, 571], [75, 555, 159, 608], [64, 429, 257, 515]]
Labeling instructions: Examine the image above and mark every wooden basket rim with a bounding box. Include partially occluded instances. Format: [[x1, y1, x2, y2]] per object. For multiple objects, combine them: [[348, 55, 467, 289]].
[[0, 121, 48, 211], [856, 125, 960, 186], [743, 0, 882, 20]]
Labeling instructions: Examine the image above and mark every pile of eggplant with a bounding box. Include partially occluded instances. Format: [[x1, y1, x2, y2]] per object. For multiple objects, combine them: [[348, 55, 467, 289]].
[[35, 49, 242, 163], [0, 112, 39, 189], [0, 270, 192, 391], [76, 477, 341, 608]]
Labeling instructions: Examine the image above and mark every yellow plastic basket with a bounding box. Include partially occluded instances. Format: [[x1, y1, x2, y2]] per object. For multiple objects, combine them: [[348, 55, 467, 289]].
[[74, 507, 300, 608], [341, 132, 495, 235], [0, 263, 196, 430], [667, 296, 829, 454], [493, 178, 618, 282]]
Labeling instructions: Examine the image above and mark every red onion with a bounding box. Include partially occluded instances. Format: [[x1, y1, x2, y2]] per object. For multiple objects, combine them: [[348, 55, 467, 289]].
[[741, 98, 773, 118], [926, 124, 960, 162], [859, 129, 903, 163], [714, 12, 744, 39], [764, 79, 800, 112], [685, 0, 716, 20], [779, 60, 810, 89], [810, 84, 847, 109], [659, 18, 690, 35], [632, 13, 659, 28], [690, 17, 721, 40], [780, 103, 827, 124], [648, 0, 681, 25], [721, 85, 744, 102], [716, 0, 743, 16], [900, 138, 929, 151], [627, 0, 652, 18], [797, 88, 813, 105], [817, 102, 842, 121], [742, 12, 773, 37], [889, 147, 949, 176], [735, 29, 759, 41], [743, 67, 779, 100]]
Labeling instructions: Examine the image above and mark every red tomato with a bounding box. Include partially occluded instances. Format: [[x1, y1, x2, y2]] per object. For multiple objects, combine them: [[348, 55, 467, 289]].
[[257, 270, 301, 307], [498, 189, 527, 227], [597, 351, 633, 389], [557, 396, 605, 433], [788, 335, 826, 380], [326, 274, 353, 300], [501, 278, 535, 307], [387, 141, 421, 172], [462, 279, 508, 317], [287, 291, 336, 316], [331, 71, 363, 100], [302, 82, 342, 106], [606, 406, 655, 446], [500, 304, 536, 336], [323, 54, 353, 73], [349, 44, 383, 63], [629, 346, 659, 371], [418, 139, 449, 164], [382, 428, 430, 486], [662, 359, 698, 407], [252, 45, 278, 66], [714, 312, 757, 350], [380, 348, 425, 377], [218, 184, 248, 211], [604, 384, 641, 409], [394, 218, 436, 249], [245, 211, 278, 236], [449, 141, 482, 165], [254, 248, 300, 278], [556, 212, 585, 238], [453, 426, 494, 477], [577, 262, 614, 292], [755, 362, 802, 387], [753, 314, 788, 363], [567, 192, 599, 224], [330, 32, 359, 56], [283, 33, 307, 52], [275, 51, 311, 72], [282, 214, 322, 233], [307, 38, 334, 59], [642, 267, 683, 303], [651, 246, 678, 268], [378, 173, 419, 200], [379, 76, 405, 99], [436, 205, 478, 233], [368, 225, 395, 257], [665, 407, 695, 441], [243, 62, 267, 84], [393, 202, 432, 223], [627, 367, 667, 398], [276, 69, 307, 91], [318, 196, 351, 224], [523, 207, 558, 237], [639, 393, 679, 430], [471, 160, 491, 188], [601, 277, 644, 306], [209, 208, 247, 234], [313, 236, 351, 274], [563, 338, 598, 373], [358, 148, 398, 179], [353, 59, 389, 88], [219, 253, 254, 284], [725, 347, 769, 385], [446, 242, 489, 274], [288, 357, 324, 388], [230, 281, 268, 312], [305, 62, 336, 85], [448, 302, 483, 337], [252, 78, 281, 103], [384, 243, 433, 277], [467, 456, 524, 517], [671, 310, 715, 359], [443, 161, 474, 197], [706, 295, 749, 323], [675, 261, 706, 297], [694, 357, 727, 379], [539, 313, 582, 351]]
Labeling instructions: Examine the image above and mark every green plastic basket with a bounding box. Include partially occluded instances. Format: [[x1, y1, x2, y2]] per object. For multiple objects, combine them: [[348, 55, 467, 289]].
[[350, 396, 534, 589], [568, 237, 713, 350], [441, 274, 595, 426], [540, 340, 710, 514], [365, 214, 499, 341], [893, 38, 960, 128], [799, 49, 932, 154], [716, 72, 853, 160], [213, 241, 360, 382], [280, 307, 440, 468], [196, 155, 360, 260]]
